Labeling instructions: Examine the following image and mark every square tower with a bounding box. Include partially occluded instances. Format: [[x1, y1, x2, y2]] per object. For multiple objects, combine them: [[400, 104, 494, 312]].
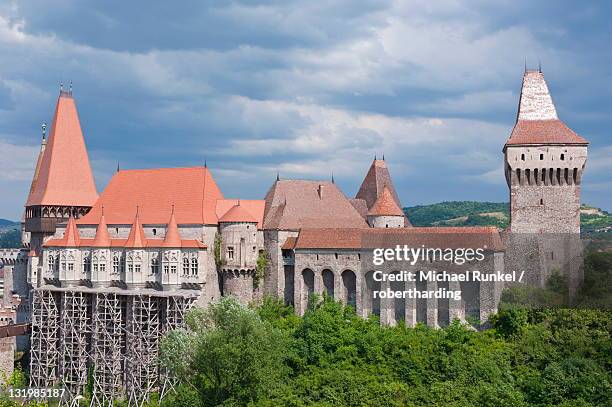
[[504, 70, 588, 234]]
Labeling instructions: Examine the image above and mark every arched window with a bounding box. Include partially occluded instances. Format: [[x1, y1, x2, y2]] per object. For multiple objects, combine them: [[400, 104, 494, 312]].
[[191, 258, 198, 276], [183, 257, 190, 276], [341, 270, 357, 308]]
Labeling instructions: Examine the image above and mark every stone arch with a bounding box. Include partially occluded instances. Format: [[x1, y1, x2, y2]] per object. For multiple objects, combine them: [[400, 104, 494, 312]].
[[322, 269, 334, 299], [363, 271, 381, 317], [302, 269, 315, 309], [416, 274, 427, 324], [460, 280, 480, 324], [390, 271, 405, 323], [437, 280, 450, 327], [284, 266, 294, 306], [341, 269, 357, 308]]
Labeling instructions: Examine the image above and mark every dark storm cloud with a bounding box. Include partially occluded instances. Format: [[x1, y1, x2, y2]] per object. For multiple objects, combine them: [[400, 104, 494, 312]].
[[0, 0, 610, 220]]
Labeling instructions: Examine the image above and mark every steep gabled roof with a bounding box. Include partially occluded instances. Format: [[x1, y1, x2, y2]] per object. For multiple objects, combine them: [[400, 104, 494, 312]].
[[78, 166, 223, 225], [26, 91, 98, 207], [368, 186, 405, 217], [263, 180, 368, 230], [505, 71, 588, 147], [355, 159, 402, 210]]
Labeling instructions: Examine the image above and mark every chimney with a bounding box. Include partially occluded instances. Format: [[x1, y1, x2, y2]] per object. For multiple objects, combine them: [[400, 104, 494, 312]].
[[318, 184, 324, 199]]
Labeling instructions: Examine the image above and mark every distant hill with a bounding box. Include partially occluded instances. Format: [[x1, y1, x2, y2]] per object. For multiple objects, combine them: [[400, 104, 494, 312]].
[[0, 219, 20, 248], [404, 201, 612, 233]]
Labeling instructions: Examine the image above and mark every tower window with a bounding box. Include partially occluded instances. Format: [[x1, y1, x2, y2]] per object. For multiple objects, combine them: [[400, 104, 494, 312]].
[[521, 154, 525, 161], [560, 154, 565, 161], [540, 199, 544, 206], [151, 258, 159, 274], [153, 228, 157, 236], [227, 246, 234, 260], [540, 154, 544, 160], [334, 253, 338, 259]]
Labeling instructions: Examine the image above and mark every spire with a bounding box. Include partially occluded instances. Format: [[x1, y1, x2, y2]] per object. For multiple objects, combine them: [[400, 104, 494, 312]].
[[116, 162, 120, 173], [92, 210, 111, 247], [516, 70, 558, 121], [163, 205, 181, 248], [25, 89, 98, 207], [125, 207, 146, 248], [63, 216, 81, 247], [355, 158, 402, 210], [276, 171, 280, 181], [27, 123, 49, 199], [331, 172, 335, 184], [505, 70, 588, 147]]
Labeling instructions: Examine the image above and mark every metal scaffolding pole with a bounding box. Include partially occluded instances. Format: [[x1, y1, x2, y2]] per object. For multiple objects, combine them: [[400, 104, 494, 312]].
[[60, 290, 90, 399], [125, 295, 161, 407], [30, 289, 60, 389], [90, 292, 124, 407]]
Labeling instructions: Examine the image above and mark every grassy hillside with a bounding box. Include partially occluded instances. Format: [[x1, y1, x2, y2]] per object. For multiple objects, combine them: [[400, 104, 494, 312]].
[[405, 201, 510, 228], [404, 201, 612, 233]]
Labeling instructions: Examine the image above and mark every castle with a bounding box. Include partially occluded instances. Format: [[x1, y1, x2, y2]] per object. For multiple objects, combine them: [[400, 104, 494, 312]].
[[0, 69, 587, 405]]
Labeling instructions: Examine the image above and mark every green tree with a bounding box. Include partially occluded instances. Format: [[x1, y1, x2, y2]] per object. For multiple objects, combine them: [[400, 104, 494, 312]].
[[160, 297, 290, 406]]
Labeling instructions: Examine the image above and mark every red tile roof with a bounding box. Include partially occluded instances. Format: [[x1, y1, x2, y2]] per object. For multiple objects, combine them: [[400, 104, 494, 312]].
[[505, 119, 588, 146], [125, 210, 146, 248], [78, 166, 224, 225], [505, 71, 588, 148], [26, 93, 98, 207], [292, 227, 504, 251], [219, 203, 258, 223], [216, 199, 264, 227], [356, 159, 402, 210], [368, 186, 405, 216], [281, 236, 298, 250], [163, 210, 182, 248], [263, 180, 368, 230], [91, 213, 111, 247]]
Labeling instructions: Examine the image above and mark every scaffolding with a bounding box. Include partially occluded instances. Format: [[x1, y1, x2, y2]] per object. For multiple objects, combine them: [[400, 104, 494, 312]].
[[159, 295, 196, 400], [125, 295, 160, 407], [30, 289, 60, 389], [60, 290, 90, 399], [28, 288, 198, 406], [90, 292, 124, 407]]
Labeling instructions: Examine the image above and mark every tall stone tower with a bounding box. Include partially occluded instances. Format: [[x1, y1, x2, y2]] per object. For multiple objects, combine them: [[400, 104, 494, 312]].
[[504, 70, 588, 294], [504, 70, 588, 233], [24, 88, 98, 253]]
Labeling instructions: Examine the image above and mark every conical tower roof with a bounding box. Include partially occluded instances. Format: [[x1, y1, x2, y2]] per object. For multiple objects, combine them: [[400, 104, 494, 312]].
[[26, 90, 98, 207], [91, 211, 111, 247], [368, 186, 404, 217], [63, 216, 81, 247], [163, 208, 182, 247], [125, 208, 146, 248], [505, 70, 588, 147], [355, 159, 402, 210], [219, 202, 258, 223]]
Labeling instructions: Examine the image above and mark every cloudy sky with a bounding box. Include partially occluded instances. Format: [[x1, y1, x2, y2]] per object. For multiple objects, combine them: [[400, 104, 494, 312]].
[[1, 0, 610, 220]]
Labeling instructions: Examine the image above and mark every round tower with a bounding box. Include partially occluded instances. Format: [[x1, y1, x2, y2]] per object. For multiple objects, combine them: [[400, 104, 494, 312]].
[[366, 185, 406, 228], [218, 202, 258, 304]]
